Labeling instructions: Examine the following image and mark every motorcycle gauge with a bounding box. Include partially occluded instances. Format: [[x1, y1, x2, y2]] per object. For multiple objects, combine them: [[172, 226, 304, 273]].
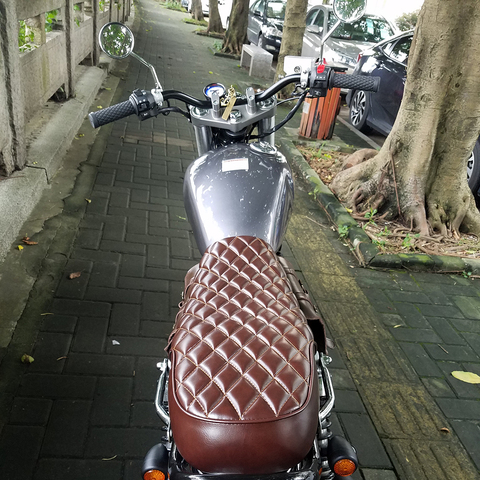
[[204, 83, 226, 99]]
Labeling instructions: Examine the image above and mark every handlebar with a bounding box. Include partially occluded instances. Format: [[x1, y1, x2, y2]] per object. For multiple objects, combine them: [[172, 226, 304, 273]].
[[161, 74, 303, 108], [89, 67, 380, 129], [329, 72, 380, 92], [89, 99, 136, 128]]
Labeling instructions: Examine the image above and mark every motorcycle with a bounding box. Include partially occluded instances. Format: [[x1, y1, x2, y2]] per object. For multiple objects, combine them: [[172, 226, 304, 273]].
[[89, 2, 379, 479]]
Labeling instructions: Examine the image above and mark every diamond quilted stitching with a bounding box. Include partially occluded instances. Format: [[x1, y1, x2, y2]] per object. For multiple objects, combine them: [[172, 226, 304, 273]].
[[214, 363, 245, 394], [229, 349, 256, 375], [171, 236, 314, 421], [242, 362, 274, 392], [242, 335, 270, 359], [225, 376, 264, 416]]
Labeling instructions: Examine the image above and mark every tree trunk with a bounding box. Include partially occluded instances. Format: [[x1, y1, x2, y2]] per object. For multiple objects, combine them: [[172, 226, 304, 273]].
[[331, 0, 480, 237], [275, 0, 308, 82], [207, 0, 223, 33], [191, 0, 204, 22], [221, 0, 249, 55]]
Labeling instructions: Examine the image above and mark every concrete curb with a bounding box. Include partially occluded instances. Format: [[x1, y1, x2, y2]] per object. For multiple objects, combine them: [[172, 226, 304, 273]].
[[279, 135, 480, 274], [0, 66, 107, 264]]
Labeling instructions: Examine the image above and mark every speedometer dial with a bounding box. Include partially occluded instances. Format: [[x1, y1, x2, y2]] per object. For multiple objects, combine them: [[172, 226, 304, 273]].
[[204, 83, 226, 99]]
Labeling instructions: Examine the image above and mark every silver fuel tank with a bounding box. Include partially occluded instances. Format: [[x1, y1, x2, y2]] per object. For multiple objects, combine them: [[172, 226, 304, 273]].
[[183, 143, 294, 254]]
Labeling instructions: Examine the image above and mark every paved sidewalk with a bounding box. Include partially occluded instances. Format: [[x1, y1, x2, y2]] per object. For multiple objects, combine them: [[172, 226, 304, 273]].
[[0, 1, 479, 479]]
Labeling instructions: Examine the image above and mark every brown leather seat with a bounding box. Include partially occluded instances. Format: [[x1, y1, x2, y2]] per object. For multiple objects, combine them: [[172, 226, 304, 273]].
[[167, 236, 319, 474]]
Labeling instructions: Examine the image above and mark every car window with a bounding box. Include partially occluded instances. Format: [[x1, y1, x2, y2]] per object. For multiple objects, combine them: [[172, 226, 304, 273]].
[[388, 36, 411, 64], [250, 0, 265, 14], [313, 10, 324, 28], [328, 12, 394, 43], [306, 9, 318, 26], [266, 1, 286, 21]]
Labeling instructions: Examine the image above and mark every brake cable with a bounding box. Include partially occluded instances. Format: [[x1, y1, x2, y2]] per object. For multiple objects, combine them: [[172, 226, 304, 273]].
[[250, 90, 308, 139]]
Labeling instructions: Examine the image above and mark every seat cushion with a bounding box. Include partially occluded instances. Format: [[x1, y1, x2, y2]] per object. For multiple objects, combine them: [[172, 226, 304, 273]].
[[167, 236, 319, 474]]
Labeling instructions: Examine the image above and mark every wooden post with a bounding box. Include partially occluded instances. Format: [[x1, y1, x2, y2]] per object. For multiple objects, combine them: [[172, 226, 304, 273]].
[[0, 0, 26, 174]]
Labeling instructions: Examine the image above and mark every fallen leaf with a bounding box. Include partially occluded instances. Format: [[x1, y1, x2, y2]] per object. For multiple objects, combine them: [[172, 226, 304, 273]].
[[17, 245, 24, 251], [56, 356, 67, 361], [104, 87, 112, 91], [22, 237, 38, 245], [102, 455, 117, 461], [440, 427, 450, 433], [41, 313, 53, 316], [209, 71, 213, 74], [97, 106, 103, 109], [85, 198, 92, 203], [112, 340, 120, 345], [451, 371, 480, 384], [78, 133, 84, 137], [33, 161, 38, 165], [69, 272, 82, 279], [21, 354, 34, 364], [345, 207, 353, 213], [393, 324, 403, 328]]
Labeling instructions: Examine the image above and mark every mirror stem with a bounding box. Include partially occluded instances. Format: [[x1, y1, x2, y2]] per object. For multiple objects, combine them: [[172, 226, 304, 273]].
[[130, 51, 162, 91], [319, 19, 341, 61]]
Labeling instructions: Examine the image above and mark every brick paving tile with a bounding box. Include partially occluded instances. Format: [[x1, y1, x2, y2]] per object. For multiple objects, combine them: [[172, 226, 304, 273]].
[[41, 400, 90, 456], [1, 2, 480, 480]]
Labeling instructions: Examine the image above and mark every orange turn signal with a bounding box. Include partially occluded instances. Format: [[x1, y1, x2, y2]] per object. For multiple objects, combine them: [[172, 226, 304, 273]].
[[333, 458, 356, 477], [143, 469, 166, 480]]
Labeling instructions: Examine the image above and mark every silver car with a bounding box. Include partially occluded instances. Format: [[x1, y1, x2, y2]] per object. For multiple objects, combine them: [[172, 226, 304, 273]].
[[302, 5, 397, 74]]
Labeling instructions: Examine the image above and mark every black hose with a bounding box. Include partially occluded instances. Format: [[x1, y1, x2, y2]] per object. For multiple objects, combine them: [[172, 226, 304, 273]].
[[251, 90, 308, 139], [158, 106, 190, 119]]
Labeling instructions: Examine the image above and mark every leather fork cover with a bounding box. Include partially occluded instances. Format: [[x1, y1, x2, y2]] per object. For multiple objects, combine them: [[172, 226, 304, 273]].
[[167, 236, 319, 474]]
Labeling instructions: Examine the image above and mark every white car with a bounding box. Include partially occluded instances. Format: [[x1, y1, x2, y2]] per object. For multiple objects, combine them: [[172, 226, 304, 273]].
[[302, 4, 397, 74], [184, 0, 210, 15], [218, 0, 233, 29]]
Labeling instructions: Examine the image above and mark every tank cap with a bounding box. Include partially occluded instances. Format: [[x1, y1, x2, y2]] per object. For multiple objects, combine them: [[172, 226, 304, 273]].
[[250, 142, 277, 155]]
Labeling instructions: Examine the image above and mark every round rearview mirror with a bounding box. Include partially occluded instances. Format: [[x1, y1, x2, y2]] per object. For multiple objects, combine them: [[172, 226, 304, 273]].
[[99, 22, 134, 59], [333, 0, 367, 23]]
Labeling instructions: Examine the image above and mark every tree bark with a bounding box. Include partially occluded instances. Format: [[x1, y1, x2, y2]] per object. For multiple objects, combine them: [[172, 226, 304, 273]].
[[191, 0, 204, 22], [275, 0, 308, 82], [221, 0, 249, 55], [207, 0, 223, 33], [331, 0, 480, 236]]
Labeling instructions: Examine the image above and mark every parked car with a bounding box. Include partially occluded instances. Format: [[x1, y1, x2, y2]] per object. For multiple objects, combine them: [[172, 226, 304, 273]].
[[346, 30, 480, 202], [247, 0, 286, 55], [302, 5, 396, 74], [184, 0, 209, 16], [219, 0, 233, 29]]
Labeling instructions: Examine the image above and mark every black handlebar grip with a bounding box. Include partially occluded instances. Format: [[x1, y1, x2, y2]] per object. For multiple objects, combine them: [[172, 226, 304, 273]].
[[89, 100, 136, 128], [330, 73, 380, 92]]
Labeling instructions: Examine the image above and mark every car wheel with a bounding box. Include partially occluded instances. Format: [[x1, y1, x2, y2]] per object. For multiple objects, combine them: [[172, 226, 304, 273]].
[[467, 139, 480, 199], [349, 90, 372, 134], [258, 34, 265, 50]]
